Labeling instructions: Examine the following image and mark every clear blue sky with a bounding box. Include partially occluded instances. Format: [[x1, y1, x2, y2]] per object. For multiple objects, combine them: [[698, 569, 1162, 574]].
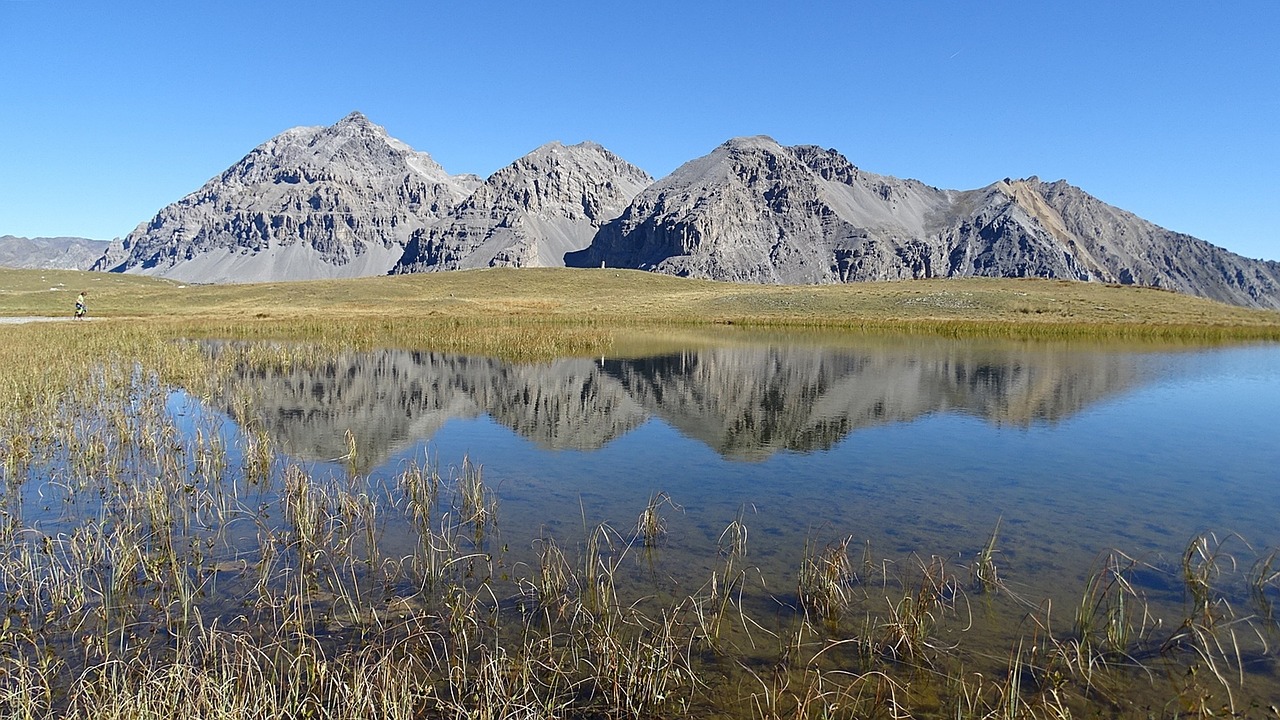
[[2, 1, 1277, 260]]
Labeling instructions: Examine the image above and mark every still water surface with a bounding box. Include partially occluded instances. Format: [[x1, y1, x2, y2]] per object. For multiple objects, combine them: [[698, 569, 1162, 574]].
[[205, 334, 1280, 609]]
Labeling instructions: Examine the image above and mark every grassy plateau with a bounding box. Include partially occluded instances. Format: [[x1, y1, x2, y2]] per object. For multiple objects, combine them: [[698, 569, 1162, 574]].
[[5, 267, 1280, 345]]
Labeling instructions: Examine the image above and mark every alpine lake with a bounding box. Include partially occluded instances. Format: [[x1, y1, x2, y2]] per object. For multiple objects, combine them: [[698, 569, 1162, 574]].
[[4, 329, 1280, 718]]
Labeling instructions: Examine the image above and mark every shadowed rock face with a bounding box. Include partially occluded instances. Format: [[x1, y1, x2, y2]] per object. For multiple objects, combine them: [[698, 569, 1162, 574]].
[[393, 141, 652, 272], [210, 340, 1138, 468], [567, 137, 1280, 309], [92, 112, 481, 283]]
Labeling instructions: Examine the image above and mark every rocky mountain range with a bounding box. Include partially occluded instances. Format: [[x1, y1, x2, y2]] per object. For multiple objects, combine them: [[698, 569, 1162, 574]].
[[0, 235, 109, 270], [80, 112, 1280, 309], [568, 137, 1280, 309]]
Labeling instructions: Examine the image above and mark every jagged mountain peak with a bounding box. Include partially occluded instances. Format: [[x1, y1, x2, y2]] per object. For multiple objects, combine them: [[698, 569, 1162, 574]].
[[315, 110, 385, 142], [274, 112, 449, 182], [509, 139, 635, 172], [392, 140, 652, 273], [528, 139, 597, 153], [93, 113, 477, 283], [314, 110, 408, 153], [662, 136, 866, 195], [445, 139, 653, 218], [720, 135, 783, 151], [685, 135, 789, 167], [335, 109, 373, 127]]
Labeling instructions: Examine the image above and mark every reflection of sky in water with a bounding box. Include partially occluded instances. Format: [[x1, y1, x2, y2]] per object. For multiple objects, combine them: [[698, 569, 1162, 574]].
[[223, 340, 1280, 607]]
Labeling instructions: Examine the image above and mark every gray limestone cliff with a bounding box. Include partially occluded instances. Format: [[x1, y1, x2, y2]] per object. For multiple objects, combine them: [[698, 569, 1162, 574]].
[[92, 112, 480, 283], [393, 141, 652, 271], [567, 136, 1280, 309]]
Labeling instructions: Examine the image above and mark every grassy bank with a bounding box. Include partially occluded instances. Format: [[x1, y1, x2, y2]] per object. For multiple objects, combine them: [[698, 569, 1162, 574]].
[[4, 268, 1280, 345]]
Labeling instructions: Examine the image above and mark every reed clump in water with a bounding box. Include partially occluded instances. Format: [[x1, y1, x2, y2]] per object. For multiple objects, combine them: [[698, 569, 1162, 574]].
[[971, 517, 1003, 595]]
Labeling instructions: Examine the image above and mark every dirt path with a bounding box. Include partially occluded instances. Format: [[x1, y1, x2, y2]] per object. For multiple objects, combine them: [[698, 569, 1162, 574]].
[[0, 316, 78, 324]]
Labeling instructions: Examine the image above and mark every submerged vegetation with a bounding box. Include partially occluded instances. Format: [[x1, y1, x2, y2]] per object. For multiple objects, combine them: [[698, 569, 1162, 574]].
[[0, 328, 1278, 718]]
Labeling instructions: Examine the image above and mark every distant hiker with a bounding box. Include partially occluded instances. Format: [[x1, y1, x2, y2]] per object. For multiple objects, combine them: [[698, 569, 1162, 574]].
[[74, 291, 87, 319]]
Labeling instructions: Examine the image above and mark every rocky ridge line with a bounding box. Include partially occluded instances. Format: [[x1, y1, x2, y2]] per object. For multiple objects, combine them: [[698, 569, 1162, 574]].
[[81, 116, 1280, 309], [0, 235, 110, 270], [567, 136, 1280, 309]]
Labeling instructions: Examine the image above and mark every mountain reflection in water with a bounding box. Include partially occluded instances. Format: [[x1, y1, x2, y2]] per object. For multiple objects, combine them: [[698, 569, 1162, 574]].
[[208, 339, 1137, 467]]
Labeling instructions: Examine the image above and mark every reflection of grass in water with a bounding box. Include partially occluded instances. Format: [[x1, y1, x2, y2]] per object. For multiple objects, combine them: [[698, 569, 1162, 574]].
[[4, 338, 1280, 716]]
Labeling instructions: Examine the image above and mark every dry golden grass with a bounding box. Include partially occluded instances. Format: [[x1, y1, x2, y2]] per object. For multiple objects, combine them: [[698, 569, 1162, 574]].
[[3, 267, 1280, 344]]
